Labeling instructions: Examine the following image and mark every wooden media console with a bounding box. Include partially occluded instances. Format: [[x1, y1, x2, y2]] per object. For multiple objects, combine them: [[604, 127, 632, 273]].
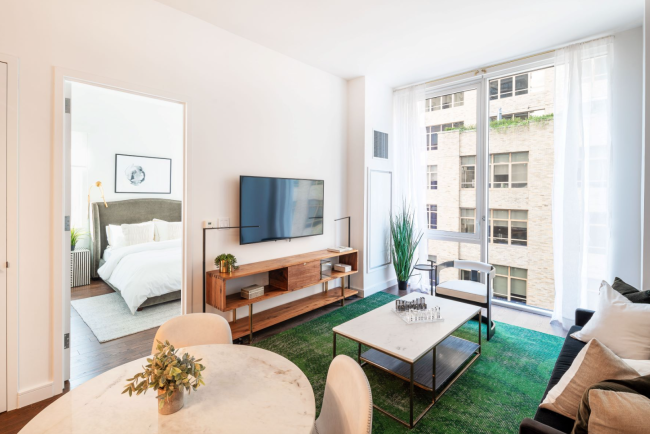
[[205, 249, 358, 341]]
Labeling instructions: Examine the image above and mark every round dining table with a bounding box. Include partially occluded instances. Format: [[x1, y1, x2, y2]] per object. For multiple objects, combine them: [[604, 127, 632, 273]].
[[20, 345, 316, 434]]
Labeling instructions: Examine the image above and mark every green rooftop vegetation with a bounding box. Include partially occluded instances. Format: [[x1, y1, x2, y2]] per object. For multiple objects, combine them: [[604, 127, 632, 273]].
[[444, 113, 554, 133]]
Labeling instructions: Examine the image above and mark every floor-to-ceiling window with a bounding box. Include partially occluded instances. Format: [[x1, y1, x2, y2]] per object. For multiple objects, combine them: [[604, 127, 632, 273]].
[[424, 64, 556, 311]]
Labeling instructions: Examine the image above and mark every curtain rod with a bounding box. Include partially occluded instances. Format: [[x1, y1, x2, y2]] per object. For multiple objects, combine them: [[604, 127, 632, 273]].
[[399, 34, 614, 90]]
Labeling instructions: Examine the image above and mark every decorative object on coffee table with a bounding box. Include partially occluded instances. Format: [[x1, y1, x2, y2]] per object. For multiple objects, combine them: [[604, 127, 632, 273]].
[[123, 340, 205, 415], [390, 201, 423, 292]]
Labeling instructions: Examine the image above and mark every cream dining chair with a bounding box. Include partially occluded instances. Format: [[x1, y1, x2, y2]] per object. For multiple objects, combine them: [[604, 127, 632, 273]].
[[313, 355, 373, 434], [152, 313, 232, 354]]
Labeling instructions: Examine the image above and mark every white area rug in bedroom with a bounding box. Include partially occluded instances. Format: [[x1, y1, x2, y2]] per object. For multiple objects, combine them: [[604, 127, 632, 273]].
[[71, 293, 181, 343]]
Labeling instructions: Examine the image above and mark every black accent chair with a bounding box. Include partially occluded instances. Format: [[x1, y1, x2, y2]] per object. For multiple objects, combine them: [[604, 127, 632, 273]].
[[435, 260, 496, 341], [519, 308, 595, 434]]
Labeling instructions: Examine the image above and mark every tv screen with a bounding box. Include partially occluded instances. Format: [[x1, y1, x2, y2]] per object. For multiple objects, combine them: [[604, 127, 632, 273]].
[[240, 176, 324, 245]]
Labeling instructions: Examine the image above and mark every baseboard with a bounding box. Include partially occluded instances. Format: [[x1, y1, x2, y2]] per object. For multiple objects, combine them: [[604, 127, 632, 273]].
[[356, 278, 397, 298], [17, 381, 55, 408]]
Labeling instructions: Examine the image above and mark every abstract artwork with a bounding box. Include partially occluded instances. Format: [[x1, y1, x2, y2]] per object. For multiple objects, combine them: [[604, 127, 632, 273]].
[[115, 154, 172, 194]]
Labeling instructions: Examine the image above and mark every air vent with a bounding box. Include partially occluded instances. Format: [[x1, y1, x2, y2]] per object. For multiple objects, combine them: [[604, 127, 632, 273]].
[[373, 130, 388, 159]]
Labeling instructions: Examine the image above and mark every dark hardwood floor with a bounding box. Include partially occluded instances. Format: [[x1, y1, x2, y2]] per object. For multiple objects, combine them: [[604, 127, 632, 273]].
[[0, 282, 561, 434]]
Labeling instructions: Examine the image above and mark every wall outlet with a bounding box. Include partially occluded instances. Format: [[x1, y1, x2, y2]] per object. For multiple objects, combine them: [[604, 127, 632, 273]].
[[218, 218, 230, 228], [203, 220, 217, 229]]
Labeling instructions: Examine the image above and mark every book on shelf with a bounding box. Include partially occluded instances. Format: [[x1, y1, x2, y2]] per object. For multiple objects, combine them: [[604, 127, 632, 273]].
[[327, 246, 352, 253]]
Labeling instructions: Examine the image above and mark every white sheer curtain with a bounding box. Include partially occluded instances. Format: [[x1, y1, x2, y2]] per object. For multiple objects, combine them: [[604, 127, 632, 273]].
[[392, 84, 428, 287], [552, 37, 613, 329]]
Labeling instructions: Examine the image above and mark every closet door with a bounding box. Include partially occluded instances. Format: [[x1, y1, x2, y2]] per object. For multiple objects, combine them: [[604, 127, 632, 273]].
[[0, 60, 8, 414]]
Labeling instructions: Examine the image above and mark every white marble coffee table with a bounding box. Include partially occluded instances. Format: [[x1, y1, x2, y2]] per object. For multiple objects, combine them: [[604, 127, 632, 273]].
[[20, 345, 315, 434], [333, 292, 481, 428]]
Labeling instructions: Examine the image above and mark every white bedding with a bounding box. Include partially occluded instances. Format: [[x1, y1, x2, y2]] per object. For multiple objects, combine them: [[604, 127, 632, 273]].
[[98, 239, 181, 314]]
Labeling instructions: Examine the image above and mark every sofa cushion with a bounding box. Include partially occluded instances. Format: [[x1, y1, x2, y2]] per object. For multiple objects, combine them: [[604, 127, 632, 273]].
[[436, 280, 487, 303], [612, 277, 650, 304], [573, 375, 650, 434], [533, 325, 585, 433], [539, 339, 640, 420]]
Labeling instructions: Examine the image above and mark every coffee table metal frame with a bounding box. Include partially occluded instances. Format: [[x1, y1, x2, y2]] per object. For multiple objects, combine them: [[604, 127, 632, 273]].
[[332, 310, 481, 429]]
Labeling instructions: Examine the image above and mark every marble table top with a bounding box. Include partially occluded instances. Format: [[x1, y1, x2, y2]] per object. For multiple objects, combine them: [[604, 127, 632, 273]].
[[20, 345, 315, 434], [333, 293, 480, 364]]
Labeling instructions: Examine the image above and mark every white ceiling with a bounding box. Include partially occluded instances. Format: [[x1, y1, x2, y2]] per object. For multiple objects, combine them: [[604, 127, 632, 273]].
[[155, 0, 643, 88]]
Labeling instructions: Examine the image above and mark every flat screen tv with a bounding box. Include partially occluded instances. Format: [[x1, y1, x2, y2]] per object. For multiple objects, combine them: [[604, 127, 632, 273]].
[[240, 176, 324, 245]]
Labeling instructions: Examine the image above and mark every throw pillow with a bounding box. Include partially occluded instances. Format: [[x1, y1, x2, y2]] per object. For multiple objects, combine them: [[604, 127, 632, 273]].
[[612, 277, 650, 304], [573, 375, 650, 434], [153, 219, 182, 242], [571, 281, 650, 359], [121, 221, 154, 246], [539, 339, 640, 420], [106, 224, 126, 248], [623, 359, 650, 376]]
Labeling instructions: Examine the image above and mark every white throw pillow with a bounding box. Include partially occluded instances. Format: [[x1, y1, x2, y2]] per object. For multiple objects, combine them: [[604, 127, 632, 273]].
[[121, 221, 155, 246], [153, 219, 182, 241], [106, 224, 126, 248], [571, 281, 650, 359], [623, 359, 650, 376]]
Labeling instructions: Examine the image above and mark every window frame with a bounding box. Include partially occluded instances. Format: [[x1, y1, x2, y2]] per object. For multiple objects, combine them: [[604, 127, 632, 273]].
[[427, 204, 438, 229], [489, 152, 529, 189]]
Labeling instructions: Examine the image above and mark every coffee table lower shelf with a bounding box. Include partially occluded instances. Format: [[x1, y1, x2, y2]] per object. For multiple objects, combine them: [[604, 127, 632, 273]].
[[360, 335, 480, 392]]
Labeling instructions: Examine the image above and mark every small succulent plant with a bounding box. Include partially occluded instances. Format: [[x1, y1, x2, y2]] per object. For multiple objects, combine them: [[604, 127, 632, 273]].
[[123, 340, 206, 409], [214, 253, 239, 269]]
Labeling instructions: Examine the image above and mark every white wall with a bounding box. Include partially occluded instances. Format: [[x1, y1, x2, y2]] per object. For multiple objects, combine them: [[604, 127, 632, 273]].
[[346, 76, 395, 296], [610, 26, 643, 287], [0, 0, 346, 408]]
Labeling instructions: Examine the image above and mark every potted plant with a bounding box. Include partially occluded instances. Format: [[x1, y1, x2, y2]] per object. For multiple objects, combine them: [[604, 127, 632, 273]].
[[214, 253, 239, 273], [70, 227, 87, 251], [123, 340, 206, 415], [390, 201, 423, 291]]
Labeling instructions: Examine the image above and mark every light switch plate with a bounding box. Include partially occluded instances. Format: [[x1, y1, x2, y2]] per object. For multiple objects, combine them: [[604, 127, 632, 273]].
[[203, 220, 217, 229], [218, 218, 230, 228]]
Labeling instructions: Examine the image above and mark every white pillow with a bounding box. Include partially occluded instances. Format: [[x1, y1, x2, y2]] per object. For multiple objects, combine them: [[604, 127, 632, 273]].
[[153, 219, 182, 241], [623, 359, 650, 376], [571, 281, 650, 359], [121, 221, 155, 246], [106, 225, 126, 248]]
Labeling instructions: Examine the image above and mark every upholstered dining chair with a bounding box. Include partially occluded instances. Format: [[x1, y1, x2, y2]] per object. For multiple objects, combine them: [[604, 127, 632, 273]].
[[152, 313, 232, 354], [435, 260, 496, 341], [313, 355, 373, 434]]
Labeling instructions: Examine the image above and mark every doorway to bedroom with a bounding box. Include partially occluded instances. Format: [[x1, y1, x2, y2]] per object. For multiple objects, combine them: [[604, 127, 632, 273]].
[[65, 81, 185, 389]]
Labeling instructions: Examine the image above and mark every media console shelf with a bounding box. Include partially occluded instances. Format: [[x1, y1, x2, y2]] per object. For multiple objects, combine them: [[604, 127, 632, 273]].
[[205, 249, 358, 342]]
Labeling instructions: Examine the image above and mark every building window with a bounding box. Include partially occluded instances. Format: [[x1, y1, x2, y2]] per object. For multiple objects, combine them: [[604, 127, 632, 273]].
[[489, 209, 528, 246], [425, 92, 465, 111], [427, 204, 437, 229], [489, 73, 530, 100], [493, 265, 527, 304], [427, 165, 438, 190], [490, 111, 531, 121], [489, 151, 528, 188], [460, 156, 476, 188], [426, 122, 464, 151], [426, 125, 440, 150], [460, 208, 475, 233]]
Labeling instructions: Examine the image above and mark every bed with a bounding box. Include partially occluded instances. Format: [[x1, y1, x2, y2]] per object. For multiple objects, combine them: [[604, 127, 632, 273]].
[[90, 198, 182, 313]]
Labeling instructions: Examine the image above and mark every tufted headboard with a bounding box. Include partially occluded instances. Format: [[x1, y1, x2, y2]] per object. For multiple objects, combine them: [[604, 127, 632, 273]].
[[90, 198, 182, 278]]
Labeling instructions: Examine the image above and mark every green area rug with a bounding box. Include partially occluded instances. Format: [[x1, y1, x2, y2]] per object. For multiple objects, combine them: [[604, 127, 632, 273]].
[[254, 292, 563, 433]]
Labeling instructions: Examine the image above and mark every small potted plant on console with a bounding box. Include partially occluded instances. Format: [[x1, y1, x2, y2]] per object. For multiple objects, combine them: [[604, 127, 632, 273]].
[[214, 253, 240, 273]]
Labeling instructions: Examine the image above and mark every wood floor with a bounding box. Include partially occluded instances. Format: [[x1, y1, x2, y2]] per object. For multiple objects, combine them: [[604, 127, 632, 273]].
[[0, 282, 564, 434]]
